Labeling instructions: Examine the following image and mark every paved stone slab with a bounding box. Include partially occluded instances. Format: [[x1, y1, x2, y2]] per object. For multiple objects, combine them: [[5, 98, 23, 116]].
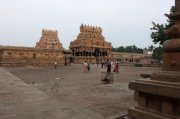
[[0, 68, 104, 119], [6, 65, 161, 118]]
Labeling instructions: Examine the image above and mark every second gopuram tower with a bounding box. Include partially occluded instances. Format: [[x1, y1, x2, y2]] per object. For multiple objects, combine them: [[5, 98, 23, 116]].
[[70, 24, 112, 63]]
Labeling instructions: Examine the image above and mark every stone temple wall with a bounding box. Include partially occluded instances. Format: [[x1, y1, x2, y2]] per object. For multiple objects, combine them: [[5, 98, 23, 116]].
[[0, 47, 64, 67], [0, 29, 64, 67]]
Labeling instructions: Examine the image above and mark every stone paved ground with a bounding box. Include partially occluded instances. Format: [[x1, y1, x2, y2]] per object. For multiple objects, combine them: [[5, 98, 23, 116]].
[[0, 67, 104, 119], [5, 64, 161, 119]]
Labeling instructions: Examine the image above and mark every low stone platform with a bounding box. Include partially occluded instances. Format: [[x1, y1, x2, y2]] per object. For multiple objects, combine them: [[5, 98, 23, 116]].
[[0, 68, 104, 119]]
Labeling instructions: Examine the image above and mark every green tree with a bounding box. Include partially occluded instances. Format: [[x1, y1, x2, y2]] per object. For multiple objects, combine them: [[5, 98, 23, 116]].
[[112, 47, 118, 52], [137, 48, 143, 53], [117, 46, 125, 52], [150, 6, 175, 45], [132, 45, 138, 53], [125, 46, 133, 53], [152, 46, 163, 61], [112, 46, 125, 52], [148, 45, 155, 52], [112, 45, 143, 53]]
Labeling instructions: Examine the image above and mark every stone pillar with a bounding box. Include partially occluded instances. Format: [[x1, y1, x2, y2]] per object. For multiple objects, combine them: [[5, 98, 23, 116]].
[[128, 0, 180, 119]]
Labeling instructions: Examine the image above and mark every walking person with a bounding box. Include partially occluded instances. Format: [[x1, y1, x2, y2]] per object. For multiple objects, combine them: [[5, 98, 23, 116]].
[[83, 61, 88, 73], [102, 60, 112, 82], [54, 62, 57, 69], [101, 61, 103, 68], [107, 60, 111, 73], [87, 63, 90, 72], [113, 63, 119, 73]]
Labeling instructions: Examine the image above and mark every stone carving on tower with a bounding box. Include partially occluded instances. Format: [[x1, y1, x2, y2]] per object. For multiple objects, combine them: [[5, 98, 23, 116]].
[[69, 24, 112, 63], [36, 29, 63, 50]]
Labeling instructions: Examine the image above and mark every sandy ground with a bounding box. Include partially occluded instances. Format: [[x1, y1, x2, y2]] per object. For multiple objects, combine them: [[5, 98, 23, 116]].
[[7, 64, 161, 118]]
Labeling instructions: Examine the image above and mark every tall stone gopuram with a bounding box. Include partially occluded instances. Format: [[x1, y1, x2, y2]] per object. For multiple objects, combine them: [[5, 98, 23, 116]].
[[70, 24, 112, 63], [128, 0, 180, 119], [36, 29, 63, 50]]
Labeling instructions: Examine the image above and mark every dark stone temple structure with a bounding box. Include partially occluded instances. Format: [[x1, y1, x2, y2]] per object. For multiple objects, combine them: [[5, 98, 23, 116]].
[[128, 0, 180, 119]]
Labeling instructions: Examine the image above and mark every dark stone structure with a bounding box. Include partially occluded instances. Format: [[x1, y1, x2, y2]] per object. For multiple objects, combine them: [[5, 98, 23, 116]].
[[128, 0, 180, 119]]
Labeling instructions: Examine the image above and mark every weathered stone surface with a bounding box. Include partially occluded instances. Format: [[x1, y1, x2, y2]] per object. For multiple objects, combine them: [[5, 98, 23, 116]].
[[162, 51, 180, 71], [137, 93, 146, 107], [175, 0, 180, 12], [8, 65, 149, 118], [129, 79, 180, 99], [162, 99, 173, 114], [151, 71, 180, 82], [128, 107, 179, 119], [0, 68, 104, 119]]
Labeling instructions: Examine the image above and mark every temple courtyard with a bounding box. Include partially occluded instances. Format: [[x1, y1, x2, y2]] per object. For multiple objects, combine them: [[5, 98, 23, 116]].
[[0, 65, 161, 119]]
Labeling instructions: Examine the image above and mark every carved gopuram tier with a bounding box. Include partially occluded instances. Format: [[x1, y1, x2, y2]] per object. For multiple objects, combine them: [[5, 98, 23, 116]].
[[128, 0, 180, 119], [70, 24, 112, 63], [36, 29, 63, 50]]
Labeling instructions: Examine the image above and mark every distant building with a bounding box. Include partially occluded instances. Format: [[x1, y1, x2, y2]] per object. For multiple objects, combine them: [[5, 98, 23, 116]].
[[0, 29, 64, 67], [69, 24, 112, 63], [111, 50, 153, 64]]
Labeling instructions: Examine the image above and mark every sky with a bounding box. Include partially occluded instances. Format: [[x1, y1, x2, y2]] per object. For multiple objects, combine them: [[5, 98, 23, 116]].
[[0, 0, 174, 49]]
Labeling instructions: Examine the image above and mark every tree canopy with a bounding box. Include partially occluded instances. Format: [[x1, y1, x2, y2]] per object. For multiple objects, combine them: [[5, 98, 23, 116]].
[[112, 45, 143, 53], [152, 46, 163, 61], [150, 6, 175, 45]]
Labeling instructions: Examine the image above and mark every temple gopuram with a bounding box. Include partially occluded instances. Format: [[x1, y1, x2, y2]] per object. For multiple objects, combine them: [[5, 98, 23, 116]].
[[36, 29, 63, 50], [0, 29, 64, 67], [69, 24, 112, 63], [0, 26, 152, 66]]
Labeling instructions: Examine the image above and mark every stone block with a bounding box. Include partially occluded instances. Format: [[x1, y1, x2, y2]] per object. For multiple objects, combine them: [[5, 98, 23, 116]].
[[138, 93, 146, 107], [162, 99, 173, 114]]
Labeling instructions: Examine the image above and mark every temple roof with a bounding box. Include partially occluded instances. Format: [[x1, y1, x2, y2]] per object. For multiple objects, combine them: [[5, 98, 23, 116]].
[[35, 29, 63, 50]]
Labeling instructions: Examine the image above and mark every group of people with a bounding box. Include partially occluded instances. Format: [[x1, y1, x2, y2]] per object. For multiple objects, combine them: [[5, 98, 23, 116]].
[[106, 61, 120, 73], [101, 60, 119, 82], [113, 62, 120, 73], [83, 60, 120, 73]]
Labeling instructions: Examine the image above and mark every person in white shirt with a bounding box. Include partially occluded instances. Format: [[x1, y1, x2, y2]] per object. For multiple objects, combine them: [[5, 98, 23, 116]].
[[83, 61, 88, 73], [54, 62, 57, 69]]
